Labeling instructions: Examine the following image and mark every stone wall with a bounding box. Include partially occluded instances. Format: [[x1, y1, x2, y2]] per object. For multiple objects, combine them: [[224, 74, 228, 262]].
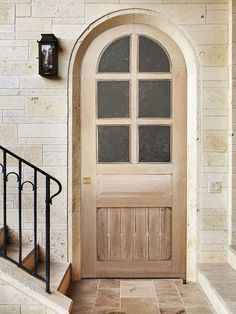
[[232, 1, 236, 245], [0, 278, 56, 314], [0, 0, 230, 266]]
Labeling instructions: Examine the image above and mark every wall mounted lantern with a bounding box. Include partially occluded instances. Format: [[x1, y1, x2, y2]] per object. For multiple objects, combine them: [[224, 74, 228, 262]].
[[38, 34, 58, 77]]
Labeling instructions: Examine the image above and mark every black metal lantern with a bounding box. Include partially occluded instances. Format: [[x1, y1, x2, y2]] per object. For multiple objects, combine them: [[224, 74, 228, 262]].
[[38, 34, 58, 77]]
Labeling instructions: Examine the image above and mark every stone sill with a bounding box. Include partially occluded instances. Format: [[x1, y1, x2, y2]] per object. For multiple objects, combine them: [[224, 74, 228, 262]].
[[198, 263, 236, 314]]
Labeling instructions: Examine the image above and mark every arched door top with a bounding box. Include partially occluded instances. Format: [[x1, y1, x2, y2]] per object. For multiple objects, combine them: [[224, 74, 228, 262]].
[[70, 9, 200, 281]]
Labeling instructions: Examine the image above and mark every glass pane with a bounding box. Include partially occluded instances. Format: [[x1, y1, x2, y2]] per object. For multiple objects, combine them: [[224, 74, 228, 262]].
[[139, 126, 170, 162], [139, 36, 170, 72], [98, 126, 129, 162], [139, 80, 171, 118], [98, 36, 130, 73], [97, 81, 129, 118]]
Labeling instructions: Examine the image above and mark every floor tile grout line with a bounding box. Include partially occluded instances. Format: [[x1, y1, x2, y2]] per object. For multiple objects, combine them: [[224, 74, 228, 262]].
[[152, 279, 161, 314], [93, 279, 100, 313], [174, 280, 188, 314], [97, 278, 101, 290]]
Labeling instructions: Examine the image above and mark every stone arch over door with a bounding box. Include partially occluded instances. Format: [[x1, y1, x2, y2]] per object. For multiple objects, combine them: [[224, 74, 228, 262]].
[[68, 9, 200, 282]]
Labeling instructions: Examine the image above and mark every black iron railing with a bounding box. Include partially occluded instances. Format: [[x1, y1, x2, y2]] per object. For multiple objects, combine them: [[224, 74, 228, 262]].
[[0, 145, 62, 293]]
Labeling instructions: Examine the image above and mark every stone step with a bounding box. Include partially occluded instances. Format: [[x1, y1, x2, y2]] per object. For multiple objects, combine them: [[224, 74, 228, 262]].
[[6, 242, 37, 271], [38, 261, 71, 295], [228, 246, 236, 272], [0, 229, 37, 272], [0, 226, 4, 248], [0, 257, 72, 313], [198, 263, 236, 314], [0, 225, 72, 312], [0, 226, 71, 295]]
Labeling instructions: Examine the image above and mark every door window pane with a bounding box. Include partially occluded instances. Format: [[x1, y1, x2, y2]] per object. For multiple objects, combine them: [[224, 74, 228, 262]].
[[139, 126, 170, 162], [98, 126, 129, 162], [139, 80, 171, 118], [97, 81, 129, 118], [139, 36, 170, 72], [98, 36, 130, 73]]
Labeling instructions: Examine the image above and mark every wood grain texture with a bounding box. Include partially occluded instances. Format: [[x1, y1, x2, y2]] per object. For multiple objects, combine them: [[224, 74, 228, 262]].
[[97, 208, 108, 261], [81, 23, 186, 278], [97, 207, 171, 262], [149, 208, 161, 261], [121, 208, 135, 260]]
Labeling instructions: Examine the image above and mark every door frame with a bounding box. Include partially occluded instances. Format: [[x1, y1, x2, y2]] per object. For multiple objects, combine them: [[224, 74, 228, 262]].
[[68, 8, 201, 282]]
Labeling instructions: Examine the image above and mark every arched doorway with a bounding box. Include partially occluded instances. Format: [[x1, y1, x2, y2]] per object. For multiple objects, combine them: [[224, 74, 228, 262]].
[[80, 23, 186, 279], [69, 9, 199, 282]]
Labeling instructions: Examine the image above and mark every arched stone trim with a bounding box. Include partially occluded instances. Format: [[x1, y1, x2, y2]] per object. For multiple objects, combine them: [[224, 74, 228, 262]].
[[67, 8, 201, 282]]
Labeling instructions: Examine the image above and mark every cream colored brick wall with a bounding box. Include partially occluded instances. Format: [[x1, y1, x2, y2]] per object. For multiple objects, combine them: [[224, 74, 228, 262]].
[[232, 0, 236, 245], [0, 0, 230, 265], [0, 278, 56, 314]]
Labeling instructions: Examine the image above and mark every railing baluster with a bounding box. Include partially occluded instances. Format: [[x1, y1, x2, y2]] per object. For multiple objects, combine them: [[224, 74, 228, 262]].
[[33, 169, 38, 275], [18, 160, 22, 266], [3, 151, 7, 257], [0, 145, 62, 293], [45, 176, 51, 293]]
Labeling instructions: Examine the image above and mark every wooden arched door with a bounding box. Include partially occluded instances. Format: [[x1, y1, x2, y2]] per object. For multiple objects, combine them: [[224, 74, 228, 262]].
[[80, 24, 187, 279]]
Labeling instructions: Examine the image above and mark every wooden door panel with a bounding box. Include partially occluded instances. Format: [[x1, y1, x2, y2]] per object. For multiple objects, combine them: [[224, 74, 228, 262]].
[[96, 175, 172, 195], [121, 208, 135, 260], [110, 208, 121, 261], [97, 207, 172, 262], [96, 174, 172, 207], [161, 208, 172, 260], [97, 196, 172, 208], [135, 208, 147, 260], [149, 208, 162, 261], [97, 208, 109, 261]]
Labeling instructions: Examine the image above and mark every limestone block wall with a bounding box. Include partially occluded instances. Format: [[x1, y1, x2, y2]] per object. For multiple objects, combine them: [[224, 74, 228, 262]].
[[0, 0, 230, 265], [0, 278, 56, 314], [232, 1, 236, 245]]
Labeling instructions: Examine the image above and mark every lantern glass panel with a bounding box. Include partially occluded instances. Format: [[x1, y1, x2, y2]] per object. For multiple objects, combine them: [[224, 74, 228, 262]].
[[41, 44, 55, 75]]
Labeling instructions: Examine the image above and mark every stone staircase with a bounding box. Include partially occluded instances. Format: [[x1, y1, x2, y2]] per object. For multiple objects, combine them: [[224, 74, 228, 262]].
[[0, 145, 73, 312], [0, 226, 73, 313]]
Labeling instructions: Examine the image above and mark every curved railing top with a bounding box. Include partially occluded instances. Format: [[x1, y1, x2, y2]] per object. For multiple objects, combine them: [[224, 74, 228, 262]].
[[0, 145, 62, 204]]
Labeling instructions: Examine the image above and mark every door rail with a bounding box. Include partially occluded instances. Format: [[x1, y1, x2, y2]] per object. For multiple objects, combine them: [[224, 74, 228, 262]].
[[0, 145, 62, 293]]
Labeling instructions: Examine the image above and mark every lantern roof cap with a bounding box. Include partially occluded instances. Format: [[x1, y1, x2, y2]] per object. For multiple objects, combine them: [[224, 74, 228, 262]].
[[38, 34, 58, 43]]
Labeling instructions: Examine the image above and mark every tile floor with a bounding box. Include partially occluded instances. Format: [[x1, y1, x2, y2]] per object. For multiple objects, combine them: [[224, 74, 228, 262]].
[[67, 279, 215, 314]]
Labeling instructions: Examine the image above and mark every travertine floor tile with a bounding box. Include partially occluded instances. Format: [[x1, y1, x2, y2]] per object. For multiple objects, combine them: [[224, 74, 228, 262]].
[[95, 288, 120, 307], [154, 279, 175, 289], [99, 279, 120, 289], [71, 303, 95, 314], [94, 305, 121, 314], [156, 289, 180, 298], [68, 279, 214, 313], [157, 296, 183, 309], [181, 296, 209, 307], [67, 280, 98, 305], [185, 306, 214, 314], [120, 280, 155, 298], [121, 298, 160, 314]]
